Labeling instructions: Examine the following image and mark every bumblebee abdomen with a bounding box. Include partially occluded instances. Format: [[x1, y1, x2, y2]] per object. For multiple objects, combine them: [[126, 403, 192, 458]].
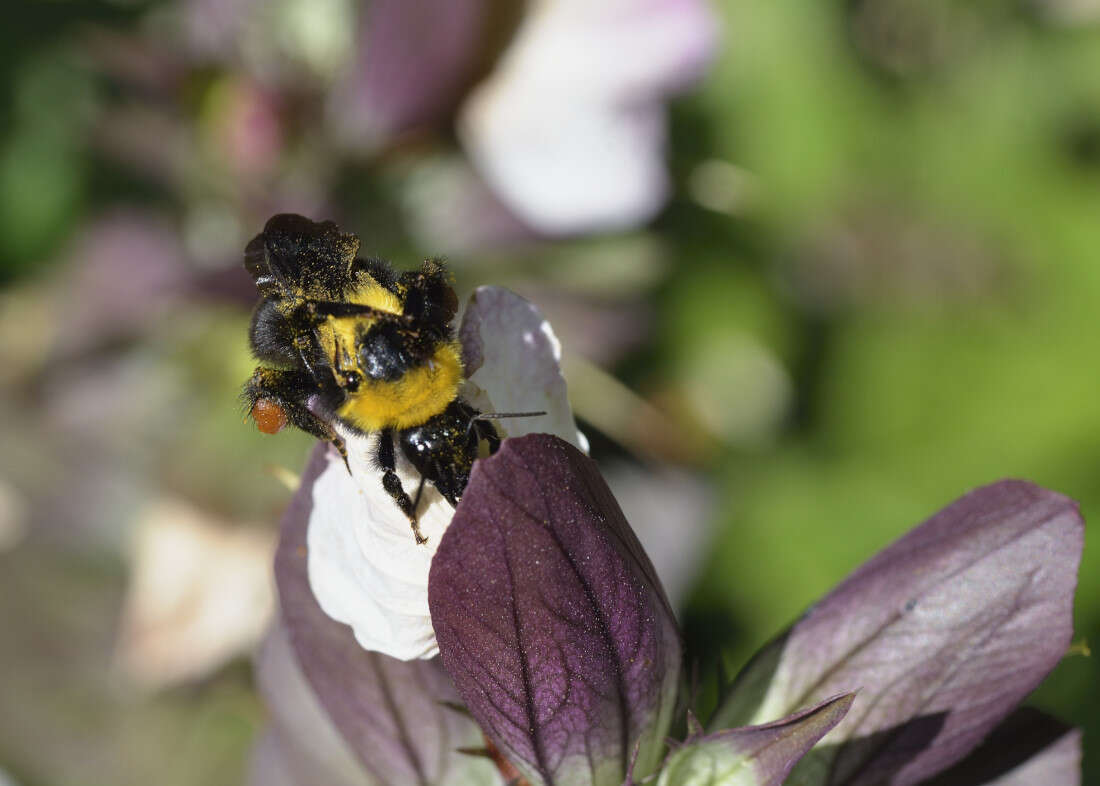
[[337, 341, 464, 431]]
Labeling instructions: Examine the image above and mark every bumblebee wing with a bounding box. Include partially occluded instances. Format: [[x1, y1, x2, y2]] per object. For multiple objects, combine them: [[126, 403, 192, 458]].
[[244, 214, 361, 298]]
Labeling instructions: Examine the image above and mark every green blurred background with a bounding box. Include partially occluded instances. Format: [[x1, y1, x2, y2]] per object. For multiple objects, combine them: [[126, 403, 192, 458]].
[[0, 0, 1096, 783]]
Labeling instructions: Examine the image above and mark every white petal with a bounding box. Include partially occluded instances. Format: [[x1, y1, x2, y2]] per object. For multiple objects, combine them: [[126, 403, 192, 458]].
[[306, 432, 452, 660], [458, 0, 719, 234], [460, 286, 584, 449], [307, 288, 579, 659]]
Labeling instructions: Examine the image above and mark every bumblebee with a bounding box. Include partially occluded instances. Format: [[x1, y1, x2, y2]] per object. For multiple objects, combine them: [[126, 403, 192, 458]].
[[242, 214, 508, 544]]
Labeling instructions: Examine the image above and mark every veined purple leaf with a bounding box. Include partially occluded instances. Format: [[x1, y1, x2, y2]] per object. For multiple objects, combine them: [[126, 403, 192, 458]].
[[274, 446, 499, 786], [922, 707, 1081, 786], [711, 481, 1083, 785], [656, 694, 854, 786], [428, 434, 681, 786], [252, 623, 382, 786]]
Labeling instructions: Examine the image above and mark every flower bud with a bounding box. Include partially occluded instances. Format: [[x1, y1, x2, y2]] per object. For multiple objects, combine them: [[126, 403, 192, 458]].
[[657, 694, 853, 786]]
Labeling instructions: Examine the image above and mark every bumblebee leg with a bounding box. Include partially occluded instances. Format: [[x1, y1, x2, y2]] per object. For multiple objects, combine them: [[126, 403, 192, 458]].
[[331, 433, 351, 474], [244, 366, 350, 472], [430, 459, 461, 507], [292, 334, 324, 385], [411, 474, 427, 514], [475, 419, 501, 455], [376, 430, 428, 544]]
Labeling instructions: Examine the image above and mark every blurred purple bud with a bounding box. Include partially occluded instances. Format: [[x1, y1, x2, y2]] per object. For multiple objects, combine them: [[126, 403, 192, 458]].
[[327, 0, 507, 149], [57, 211, 189, 354], [428, 434, 681, 786], [656, 694, 854, 786], [272, 448, 499, 786], [713, 480, 1084, 785]]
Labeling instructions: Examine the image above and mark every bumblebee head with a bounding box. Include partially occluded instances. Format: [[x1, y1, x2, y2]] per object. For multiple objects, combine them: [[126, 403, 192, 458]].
[[244, 214, 361, 300]]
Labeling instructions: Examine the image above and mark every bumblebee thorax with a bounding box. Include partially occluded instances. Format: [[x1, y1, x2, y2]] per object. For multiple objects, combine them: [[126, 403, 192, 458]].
[[336, 341, 464, 431]]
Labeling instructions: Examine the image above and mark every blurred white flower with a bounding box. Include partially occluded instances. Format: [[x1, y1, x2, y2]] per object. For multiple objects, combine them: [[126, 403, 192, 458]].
[[306, 287, 583, 660], [114, 498, 276, 689], [458, 0, 719, 234]]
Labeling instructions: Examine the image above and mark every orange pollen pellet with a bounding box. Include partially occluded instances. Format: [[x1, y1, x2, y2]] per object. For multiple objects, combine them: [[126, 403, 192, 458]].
[[252, 398, 288, 434]]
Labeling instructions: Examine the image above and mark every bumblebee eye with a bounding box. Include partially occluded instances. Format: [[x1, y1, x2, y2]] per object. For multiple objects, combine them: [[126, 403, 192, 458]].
[[343, 371, 362, 391], [251, 398, 288, 434]]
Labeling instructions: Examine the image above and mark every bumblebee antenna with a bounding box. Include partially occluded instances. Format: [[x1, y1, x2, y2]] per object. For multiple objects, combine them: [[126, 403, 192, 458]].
[[466, 410, 547, 436], [475, 411, 547, 420]]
